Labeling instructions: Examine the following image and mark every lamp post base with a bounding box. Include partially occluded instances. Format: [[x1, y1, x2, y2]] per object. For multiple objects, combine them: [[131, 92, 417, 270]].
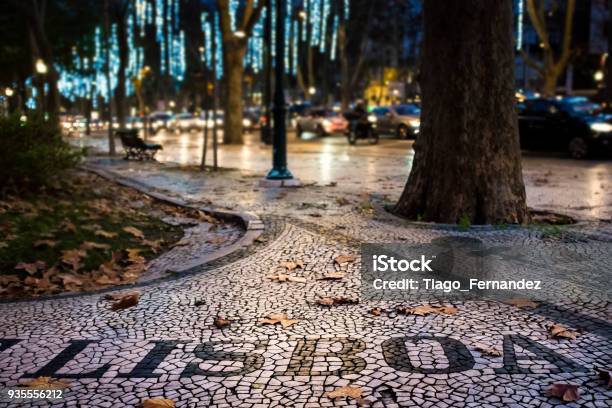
[[259, 177, 302, 188]]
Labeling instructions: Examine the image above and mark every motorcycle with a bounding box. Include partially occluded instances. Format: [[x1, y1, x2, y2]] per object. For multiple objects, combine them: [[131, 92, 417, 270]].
[[347, 118, 378, 145]]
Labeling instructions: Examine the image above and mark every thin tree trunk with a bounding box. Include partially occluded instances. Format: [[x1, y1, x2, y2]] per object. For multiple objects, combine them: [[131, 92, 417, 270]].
[[393, 0, 528, 225], [115, 3, 129, 128], [606, 0, 612, 107], [223, 47, 245, 144], [104, 0, 116, 154]]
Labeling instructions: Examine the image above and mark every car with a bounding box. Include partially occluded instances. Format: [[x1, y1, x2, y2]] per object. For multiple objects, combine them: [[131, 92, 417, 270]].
[[518, 97, 611, 159], [370, 104, 421, 139], [167, 113, 201, 133], [295, 108, 348, 138], [125, 116, 145, 130], [149, 111, 173, 134]]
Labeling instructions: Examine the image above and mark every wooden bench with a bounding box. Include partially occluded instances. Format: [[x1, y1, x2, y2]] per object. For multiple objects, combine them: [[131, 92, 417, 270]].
[[116, 129, 162, 160]]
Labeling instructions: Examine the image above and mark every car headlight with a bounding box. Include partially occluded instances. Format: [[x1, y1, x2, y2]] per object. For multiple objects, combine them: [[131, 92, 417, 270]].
[[367, 114, 377, 123], [590, 122, 612, 133], [409, 119, 420, 128], [322, 119, 332, 127]]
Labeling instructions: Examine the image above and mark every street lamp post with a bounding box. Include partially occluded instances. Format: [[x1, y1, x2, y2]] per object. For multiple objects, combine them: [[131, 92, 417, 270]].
[[266, 0, 294, 181]]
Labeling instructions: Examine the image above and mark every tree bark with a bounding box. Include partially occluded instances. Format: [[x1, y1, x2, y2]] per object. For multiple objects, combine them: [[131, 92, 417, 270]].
[[222, 44, 246, 144], [393, 0, 528, 225], [114, 1, 129, 128]]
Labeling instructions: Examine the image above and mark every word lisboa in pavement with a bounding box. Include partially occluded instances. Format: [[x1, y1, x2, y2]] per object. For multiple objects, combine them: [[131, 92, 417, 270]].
[[371, 254, 542, 293], [0, 334, 587, 380]]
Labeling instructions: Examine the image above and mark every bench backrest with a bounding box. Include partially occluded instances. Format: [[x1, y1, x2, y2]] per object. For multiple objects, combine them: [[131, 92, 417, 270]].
[[117, 130, 146, 149]]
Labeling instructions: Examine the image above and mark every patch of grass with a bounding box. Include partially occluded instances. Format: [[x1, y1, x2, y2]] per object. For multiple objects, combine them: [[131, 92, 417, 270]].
[[0, 171, 185, 297], [458, 214, 471, 231]]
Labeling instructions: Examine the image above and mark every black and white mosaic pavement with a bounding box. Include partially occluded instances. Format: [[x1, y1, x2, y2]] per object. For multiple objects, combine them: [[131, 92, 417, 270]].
[[0, 160, 610, 407]]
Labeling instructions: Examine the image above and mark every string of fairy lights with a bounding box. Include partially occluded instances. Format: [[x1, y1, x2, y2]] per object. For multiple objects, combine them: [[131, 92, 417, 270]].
[[30, 0, 351, 110]]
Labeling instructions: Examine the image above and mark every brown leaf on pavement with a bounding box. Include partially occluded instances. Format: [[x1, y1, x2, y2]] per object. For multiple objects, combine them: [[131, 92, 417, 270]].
[[370, 308, 382, 316], [324, 386, 368, 405], [596, 368, 612, 388], [336, 197, 350, 206], [33, 240, 58, 248], [19, 376, 71, 389], [474, 344, 503, 357], [316, 296, 359, 307], [280, 260, 305, 271], [214, 316, 232, 329], [206, 236, 228, 244], [547, 324, 579, 340], [548, 383, 580, 402], [15, 261, 46, 275], [259, 313, 299, 328], [317, 272, 346, 281], [397, 304, 458, 316], [108, 291, 141, 311], [123, 226, 145, 239], [95, 230, 118, 239], [503, 298, 539, 309], [334, 255, 357, 265], [267, 273, 307, 283], [142, 398, 176, 408]]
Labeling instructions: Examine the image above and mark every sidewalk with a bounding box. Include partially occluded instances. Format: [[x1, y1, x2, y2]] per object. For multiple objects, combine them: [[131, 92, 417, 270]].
[[0, 156, 610, 407]]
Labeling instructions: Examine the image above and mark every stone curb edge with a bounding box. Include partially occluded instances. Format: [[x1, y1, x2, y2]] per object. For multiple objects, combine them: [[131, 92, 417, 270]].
[[82, 164, 264, 273]]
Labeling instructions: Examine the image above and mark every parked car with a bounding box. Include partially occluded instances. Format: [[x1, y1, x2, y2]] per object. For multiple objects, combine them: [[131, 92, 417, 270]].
[[167, 113, 201, 133], [370, 104, 421, 139], [295, 108, 348, 138], [149, 111, 173, 134], [518, 97, 611, 159]]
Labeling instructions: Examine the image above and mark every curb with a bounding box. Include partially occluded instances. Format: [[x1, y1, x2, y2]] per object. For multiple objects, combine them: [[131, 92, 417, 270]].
[[82, 164, 264, 274]]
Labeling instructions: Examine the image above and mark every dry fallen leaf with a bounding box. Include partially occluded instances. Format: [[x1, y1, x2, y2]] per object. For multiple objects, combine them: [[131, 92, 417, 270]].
[[95, 230, 118, 239], [19, 376, 71, 389], [259, 313, 299, 328], [316, 296, 359, 307], [336, 197, 351, 206], [60, 219, 77, 233], [33, 240, 58, 248], [123, 226, 145, 239], [57, 273, 84, 287], [267, 273, 307, 283], [503, 298, 539, 309], [324, 385, 368, 405], [61, 249, 87, 272], [214, 316, 232, 329], [15, 261, 46, 275], [142, 239, 163, 252], [397, 304, 458, 316], [548, 324, 579, 340], [334, 255, 357, 265], [474, 344, 503, 357], [317, 272, 346, 281], [142, 398, 176, 408], [108, 292, 141, 311], [80, 241, 111, 250], [206, 236, 228, 244], [548, 383, 580, 402], [279, 260, 305, 271], [126, 248, 146, 264], [596, 368, 612, 388], [370, 308, 382, 316]]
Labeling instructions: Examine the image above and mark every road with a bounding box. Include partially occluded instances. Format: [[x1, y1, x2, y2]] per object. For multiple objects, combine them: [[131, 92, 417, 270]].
[[72, 129, 612, 221]]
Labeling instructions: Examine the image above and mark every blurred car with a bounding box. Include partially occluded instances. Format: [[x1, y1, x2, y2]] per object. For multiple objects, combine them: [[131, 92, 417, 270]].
[[370, 104, 421, 139], [289, 102, 313, 128], [295, 108, 348, 138], [149, 111, 173, 134], [243, 107, 262, 132], [125, 116, 144, 130], [518, 97, 611, 159], [168, 113, 201, 133]]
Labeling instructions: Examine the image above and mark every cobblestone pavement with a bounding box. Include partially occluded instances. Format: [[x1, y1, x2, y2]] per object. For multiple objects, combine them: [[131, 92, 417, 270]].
[[0, 135, 611, 407]]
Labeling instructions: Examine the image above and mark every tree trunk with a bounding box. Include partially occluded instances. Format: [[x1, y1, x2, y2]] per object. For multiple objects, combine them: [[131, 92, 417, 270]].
[[542, 68, 560, 97], [606, 0, 612, 107], [115, 7, 129, 128], [223, 46, 245, 144], [393, 0, 528, 225]]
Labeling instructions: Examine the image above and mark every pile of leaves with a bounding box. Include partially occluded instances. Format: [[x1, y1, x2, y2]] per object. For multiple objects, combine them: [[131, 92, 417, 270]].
[[0, 172, 220, 298]]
